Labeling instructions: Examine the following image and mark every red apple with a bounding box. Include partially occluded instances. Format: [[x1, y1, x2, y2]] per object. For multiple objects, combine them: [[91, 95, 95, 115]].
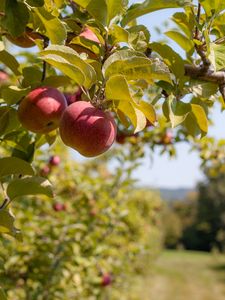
[[40, 165, 51, 177], [53, 202, 66, 212], [0, 71, 9, 86], [59, 101, 117, 157], [101, 273, 112, 287], [6, 28, 43, 48], [18, 86, 67, 134], [79, 27, 100, 43], [49, 155, 60, 166]]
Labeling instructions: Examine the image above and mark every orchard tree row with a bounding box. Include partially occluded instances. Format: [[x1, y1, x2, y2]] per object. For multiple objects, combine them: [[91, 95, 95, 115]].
[[0, 0, 225, 255]]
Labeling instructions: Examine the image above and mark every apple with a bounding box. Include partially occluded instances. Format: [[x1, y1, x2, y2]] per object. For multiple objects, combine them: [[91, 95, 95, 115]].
[[5, 28, 43, 48], [161, 131, 173, 145], [101, 273, 112, 287], [18, 86, 67, 134], [40, 165, 51, 177], [79, 27, 100, 43], [0, 71, 9, 86], [53, 202, 66, 212], [49, 155, 60, 166], [64, 88, 82, 105], [67, 27, 101, 59], [59, 101, 117, 157]]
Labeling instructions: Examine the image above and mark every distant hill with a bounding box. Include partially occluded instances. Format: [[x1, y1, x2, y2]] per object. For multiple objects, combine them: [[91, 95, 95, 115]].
[[158, 188, 195, 201]]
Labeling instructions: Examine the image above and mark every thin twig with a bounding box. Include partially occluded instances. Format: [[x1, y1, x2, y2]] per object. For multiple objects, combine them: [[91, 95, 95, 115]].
[[41, 37, 49, 82]]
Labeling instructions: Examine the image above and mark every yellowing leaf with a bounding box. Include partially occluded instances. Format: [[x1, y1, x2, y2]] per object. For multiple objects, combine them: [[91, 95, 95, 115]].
[[34, 7, 67, 44], [191, 103, 208, 134], [118, 101, 146, 133], [105, 75, 133, 102]]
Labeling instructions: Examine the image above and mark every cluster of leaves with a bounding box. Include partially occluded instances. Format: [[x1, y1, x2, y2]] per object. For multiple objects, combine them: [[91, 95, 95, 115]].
[[0, 143, 162, 299]]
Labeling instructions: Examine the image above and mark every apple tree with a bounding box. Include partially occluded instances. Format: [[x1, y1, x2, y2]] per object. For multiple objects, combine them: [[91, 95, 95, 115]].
[[1, 0, 225, 297]]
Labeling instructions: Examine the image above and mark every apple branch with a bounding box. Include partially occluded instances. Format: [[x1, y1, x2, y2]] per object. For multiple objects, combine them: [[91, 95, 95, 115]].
[[184, 64, 225, 100]]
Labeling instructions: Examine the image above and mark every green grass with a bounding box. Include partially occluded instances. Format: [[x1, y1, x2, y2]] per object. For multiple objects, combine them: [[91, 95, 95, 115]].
[[121, 250, 225, 300]]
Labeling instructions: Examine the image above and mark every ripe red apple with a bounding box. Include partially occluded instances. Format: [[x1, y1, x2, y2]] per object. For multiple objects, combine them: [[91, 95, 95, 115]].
[[67, 27, 101, 59], [64, 88, 82, 105], [53, 202, 66, 212], [0, 71, 9, 86], [5, 28, 43, 48], [59, 101, 117, 157], [49, 155, 60, 166], [101, 273, 112, 287], [18, 86, 67, 134]]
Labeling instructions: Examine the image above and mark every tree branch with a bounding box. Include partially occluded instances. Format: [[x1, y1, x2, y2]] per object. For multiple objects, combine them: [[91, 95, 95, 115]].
[[184, 64, 225, 101]]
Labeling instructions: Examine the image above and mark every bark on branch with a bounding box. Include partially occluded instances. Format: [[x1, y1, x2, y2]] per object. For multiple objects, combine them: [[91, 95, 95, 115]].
[[184, 64, 225, 100], [184, 64, 225, 84]]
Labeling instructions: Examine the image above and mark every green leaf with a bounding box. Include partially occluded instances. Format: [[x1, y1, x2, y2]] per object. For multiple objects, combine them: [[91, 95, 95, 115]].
[[127, 25, 150, 52], [73, 0, 108, 25], [172, 11, 194, 38], [106, 0, 128, 25], [118, 101, 146, 133], [34, 7, 66, 44], [105, 75, 133, 102], [0, 49, 21, 75], [0, 107, 21, 136], [7, 177, 54, 200], [188, 80, 218, 98], [0, 287, 7, 300], [22, 66, 43, 88], [103, 49, 154, 83], [164, 96, 191, 127], [0, 157, 34, 178], [1, 86, 30, 105], [199, 0, 225, 16], [121, 0, 191, 26], [210, 43, 225, 71], [1, 0, 29, 37], [26, 0, 44, 7], [165, 30, 194, 52], [40, 45, 97, 88], [109, 24, 129, 45], [0, 208, 22, 241], [151, 42, 185, 79], [43, 75, 71, 88], [191, 103, 208, 134]]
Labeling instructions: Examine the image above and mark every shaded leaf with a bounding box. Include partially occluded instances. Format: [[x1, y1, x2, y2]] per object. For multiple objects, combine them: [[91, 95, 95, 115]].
[[7, 177, 53, 200], [0, 208, 22, 241], [1, 0, 29, 37], [151, 42, 185, 79], [0, 157, 34, 178], [0, 49, 21, 75]]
